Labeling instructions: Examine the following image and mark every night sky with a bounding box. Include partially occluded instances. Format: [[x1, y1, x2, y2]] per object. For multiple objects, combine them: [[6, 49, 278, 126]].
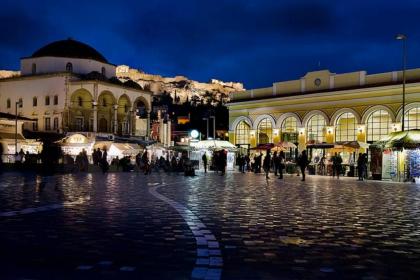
[[1, 0, 419, 89]]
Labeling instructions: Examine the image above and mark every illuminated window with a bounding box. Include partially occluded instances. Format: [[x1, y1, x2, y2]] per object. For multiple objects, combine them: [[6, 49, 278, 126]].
[[45, 96, 50, 106], [66, 62, 73, 72], [235, 121, 250, 145], [405, 107, 420, 130], [257, 118, 273, 144], [33, 97, 37, 107], [367, 110, 391, 142], [306, 114, 326, 143], [6, 98, 11, 109], [336, 112, 357, 141], [281, 117, 298, 143]]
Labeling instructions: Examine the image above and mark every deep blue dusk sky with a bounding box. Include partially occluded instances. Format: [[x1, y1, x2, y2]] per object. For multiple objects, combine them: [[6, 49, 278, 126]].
[[1, 0, 419, 89]]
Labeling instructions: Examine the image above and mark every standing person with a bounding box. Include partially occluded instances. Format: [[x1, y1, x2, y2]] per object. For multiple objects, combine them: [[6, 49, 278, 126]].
[[332, 152, 343, 179], [319, 155, 326, 175], [363, 153, 368, 180], [297, 150, 309, 181], [273, 151, 280, 176], [202, 152, 208, 173], [244, 154, 251, 172], [263, 150, 271, 179], [220, 150, 227, 175], [100, 147, 109, 173], [357, 153, 364, 181], [278, 151, 285, 179], [142, 150, 150, 175]]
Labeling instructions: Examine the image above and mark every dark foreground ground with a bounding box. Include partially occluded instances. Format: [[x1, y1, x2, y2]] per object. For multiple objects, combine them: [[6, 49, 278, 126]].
[[0, 171, 420, 279]]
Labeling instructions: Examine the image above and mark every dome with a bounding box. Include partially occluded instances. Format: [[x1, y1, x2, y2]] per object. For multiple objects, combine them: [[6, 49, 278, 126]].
[[31, 39, 108, 63]]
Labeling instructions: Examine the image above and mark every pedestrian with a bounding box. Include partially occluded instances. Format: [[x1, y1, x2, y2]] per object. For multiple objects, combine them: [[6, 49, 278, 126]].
[[142, 151, 150, 175], [100, 147, 109, 173], [297, 150, 309, 181], [263, 150, 271, 179], [244, 154, 251, 172], [220, 150, 227, 175], [332, 152, 343, 179], [278, 151, 285, 179], [319, 155, 326, 175], [363, 153, 368, 180], [357, 153, 364, 181], [273, 151, 280, 176], [202, 152, 208, 173]]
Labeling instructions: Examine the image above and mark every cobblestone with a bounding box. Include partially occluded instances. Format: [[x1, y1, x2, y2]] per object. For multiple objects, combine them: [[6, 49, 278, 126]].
[[0, 171, 420, 279]]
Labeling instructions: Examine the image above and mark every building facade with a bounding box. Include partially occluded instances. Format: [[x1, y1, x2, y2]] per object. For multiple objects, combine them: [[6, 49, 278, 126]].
[[228, 69, 420, 151], [0, 39, 152, 137]]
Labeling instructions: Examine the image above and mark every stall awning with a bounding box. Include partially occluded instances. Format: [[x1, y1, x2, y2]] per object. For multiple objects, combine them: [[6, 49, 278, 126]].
[[375, 130, 420, 149]]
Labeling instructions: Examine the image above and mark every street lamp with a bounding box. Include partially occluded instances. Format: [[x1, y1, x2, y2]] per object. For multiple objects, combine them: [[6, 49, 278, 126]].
[[396, 34, 407, 131], [15, 100, 23, 154]]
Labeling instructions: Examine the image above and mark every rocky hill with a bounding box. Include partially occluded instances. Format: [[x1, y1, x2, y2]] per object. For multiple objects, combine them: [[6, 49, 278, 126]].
[[116, 65, 244, 104]]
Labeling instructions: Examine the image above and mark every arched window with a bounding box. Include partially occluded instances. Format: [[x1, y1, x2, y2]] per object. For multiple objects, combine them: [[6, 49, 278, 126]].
[[306, 114, 326, 143], [367, 110, 391, 142], [405, 107, 420, 130], [281, 117, 298, 143], [257, 118, 273, 144], [101, 67, 106, 76], [78, 96, 83, 107], [45, 96, 50, 106], [53, 95, 58, 105], [6, 98, 11, 109], [66, 62, 73, 72], [235, 121, 250, 145], [33, 97, 37, 107], [336, 112, 357, 141], [31, 63, 36, 74]]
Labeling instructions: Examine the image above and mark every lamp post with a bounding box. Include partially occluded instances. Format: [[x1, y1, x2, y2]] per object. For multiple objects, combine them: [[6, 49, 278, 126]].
[[396, 34, 407, 131], [15, 100, 22, 154], [202, 117, 209, 139]]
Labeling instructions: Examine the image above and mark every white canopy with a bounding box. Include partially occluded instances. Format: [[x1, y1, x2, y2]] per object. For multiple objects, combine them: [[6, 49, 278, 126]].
[[190, 140, 237, 151]]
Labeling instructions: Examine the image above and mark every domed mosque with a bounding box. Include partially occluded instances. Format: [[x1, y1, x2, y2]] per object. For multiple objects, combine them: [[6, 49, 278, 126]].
[[0, 38, 152, 148]]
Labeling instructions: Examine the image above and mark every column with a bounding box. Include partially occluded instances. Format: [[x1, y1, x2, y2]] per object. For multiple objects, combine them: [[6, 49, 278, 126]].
[[146, 111, 151, 139], [93, 102, 98, 132], [113, 104, 118, 134]]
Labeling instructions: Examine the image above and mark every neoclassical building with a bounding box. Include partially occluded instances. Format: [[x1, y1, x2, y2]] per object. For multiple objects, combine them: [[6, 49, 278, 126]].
[[0, 39, 152, 137], [228, 69, 420, 151]]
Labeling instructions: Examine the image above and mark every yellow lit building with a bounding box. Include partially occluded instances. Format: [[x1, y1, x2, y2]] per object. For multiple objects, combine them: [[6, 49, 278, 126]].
[[227, 69, 420, 152]]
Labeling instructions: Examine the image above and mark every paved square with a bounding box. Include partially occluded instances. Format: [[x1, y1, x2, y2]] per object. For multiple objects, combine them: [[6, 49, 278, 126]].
[[1, 171, 420, 279]]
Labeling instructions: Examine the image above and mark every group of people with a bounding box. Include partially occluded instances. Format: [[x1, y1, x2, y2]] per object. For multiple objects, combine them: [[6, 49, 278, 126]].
[[203, 150, 227, 175]]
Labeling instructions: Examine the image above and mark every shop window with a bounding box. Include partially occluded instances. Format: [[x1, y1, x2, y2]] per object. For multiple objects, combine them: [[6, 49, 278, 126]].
[[335, 112, 357, 141], [54, 95, 58, 105], [257, 118, 273, 144], [367, 110, 391, 142], [235, 121, 250, 145], [306, 114, 326, 143]]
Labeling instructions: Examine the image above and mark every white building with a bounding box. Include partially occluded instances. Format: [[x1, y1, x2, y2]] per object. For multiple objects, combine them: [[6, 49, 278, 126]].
[[0, 39, 152, 138]]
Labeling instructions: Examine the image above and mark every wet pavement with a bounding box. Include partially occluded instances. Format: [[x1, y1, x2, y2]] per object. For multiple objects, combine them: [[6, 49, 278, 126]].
[[1, 171, 420, 279]]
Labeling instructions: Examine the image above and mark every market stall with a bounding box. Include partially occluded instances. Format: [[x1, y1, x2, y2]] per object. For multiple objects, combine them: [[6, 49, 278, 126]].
[[190, 140, 237, 171]]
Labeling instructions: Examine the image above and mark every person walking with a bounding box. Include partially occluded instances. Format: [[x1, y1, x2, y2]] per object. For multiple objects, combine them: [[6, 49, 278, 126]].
[[278, 151, 285, 179], [100, 148, 109, 173], [332, 152, 343, 179], [357, 153, 364, 181], [297, 150, 309, 181], [263, 150, 271, 179], [202, 152, 208, 173]]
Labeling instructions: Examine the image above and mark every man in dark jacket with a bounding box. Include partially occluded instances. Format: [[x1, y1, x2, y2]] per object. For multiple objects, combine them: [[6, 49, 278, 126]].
[[297, 150, 309, 181]]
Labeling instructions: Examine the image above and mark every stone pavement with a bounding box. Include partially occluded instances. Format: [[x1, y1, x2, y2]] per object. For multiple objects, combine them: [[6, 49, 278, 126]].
[[0, 171, 420, 279]]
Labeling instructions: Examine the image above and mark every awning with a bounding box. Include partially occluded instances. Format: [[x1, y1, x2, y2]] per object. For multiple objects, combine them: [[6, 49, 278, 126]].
[[374, 130, 420, 149], [0, 132, 25, 140]]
